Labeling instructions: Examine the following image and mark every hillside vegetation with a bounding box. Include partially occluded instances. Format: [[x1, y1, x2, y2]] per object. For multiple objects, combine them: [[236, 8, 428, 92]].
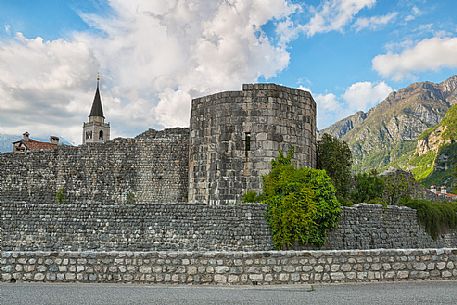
[[321, 75, 457, 173]]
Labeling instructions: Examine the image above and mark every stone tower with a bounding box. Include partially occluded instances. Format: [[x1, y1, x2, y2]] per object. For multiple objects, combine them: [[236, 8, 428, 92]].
[[82, 76, 110, 144], [189, 83, 317, 205]]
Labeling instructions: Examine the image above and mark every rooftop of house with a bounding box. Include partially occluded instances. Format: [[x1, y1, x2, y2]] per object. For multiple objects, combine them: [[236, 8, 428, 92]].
[[13, 132, 59, 152]]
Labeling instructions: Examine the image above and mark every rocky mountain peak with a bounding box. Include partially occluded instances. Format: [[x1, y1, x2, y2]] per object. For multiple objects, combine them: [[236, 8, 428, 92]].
[[439, 75, 457, 102], [440, 75, 457, 91], [321, 76, 455, 171], [320, 110, 367, 139]]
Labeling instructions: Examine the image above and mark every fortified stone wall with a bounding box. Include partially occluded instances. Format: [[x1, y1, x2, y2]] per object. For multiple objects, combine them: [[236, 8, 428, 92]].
[[2, 203, 457, 252], [0, 202, 272, 252], [189, 84, 317, 205], [0, 128, 189, 204], [2, 249, 457, 284]]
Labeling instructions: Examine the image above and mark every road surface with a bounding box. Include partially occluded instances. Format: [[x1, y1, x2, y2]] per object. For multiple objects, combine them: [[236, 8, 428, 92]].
[[1, 281, 457, 305]]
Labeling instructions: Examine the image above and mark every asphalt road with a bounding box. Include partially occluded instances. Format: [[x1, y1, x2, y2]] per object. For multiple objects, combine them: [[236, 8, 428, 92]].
[[1, 281, 457, 305]]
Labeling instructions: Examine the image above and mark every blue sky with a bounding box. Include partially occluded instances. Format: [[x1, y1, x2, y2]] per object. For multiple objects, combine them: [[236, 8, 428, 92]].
[[0, 0, 457, 143]]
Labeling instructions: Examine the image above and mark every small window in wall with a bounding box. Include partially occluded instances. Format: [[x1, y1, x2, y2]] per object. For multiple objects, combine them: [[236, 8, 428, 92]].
[[99, 130, 104, 140], [244, 132, 251, 157]]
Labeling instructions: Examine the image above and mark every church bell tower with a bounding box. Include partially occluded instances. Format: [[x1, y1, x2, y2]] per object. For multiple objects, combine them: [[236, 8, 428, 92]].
[[82, 75, 110, 144]]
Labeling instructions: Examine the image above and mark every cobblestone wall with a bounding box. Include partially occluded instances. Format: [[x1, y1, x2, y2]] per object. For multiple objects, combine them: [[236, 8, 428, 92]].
[[0, 202, 272, 252], [189, 84, 317, 205], [2, 203, 457, 252], [323, 204, 457, 249], [2, 249, 456, 284], [0, 128, 189, 204]]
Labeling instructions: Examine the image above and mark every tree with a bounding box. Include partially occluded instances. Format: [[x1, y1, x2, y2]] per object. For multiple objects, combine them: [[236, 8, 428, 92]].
[[317, 133, 353, 200], [382, 169, 414, 205], [350, 170, 385, 204], [261, 149, 341, 249]]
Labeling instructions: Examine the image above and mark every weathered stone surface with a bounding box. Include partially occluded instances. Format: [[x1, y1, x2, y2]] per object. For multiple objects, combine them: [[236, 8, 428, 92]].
[[322, 204, 457, 250], [189, 84, 317, 204], [2, 202, 457, 253], [0, 128, 190, 204], [0, 202, 272, 252]]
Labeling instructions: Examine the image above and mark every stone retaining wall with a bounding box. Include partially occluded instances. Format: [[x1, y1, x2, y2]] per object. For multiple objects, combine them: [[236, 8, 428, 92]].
[[1, 249, 456, 284], [1, 202, 272, 252], [324, 204, 457, 249], [3, 202, 457, 252]]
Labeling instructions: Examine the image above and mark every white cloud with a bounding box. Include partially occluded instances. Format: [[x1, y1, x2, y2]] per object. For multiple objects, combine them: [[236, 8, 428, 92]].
[[314, 81, 392, 128], [0, 0, 298, 143], [315, 92, 343, 129], [342, 81, 392, 110], [0, 33, 99, 142], [275, 0, 377, 45], [405, 5, 421, 22], [304, 0, 376, 37], [4, 24, 11, 35], [353, 12, 397, 31], [372, 37, 457, 80], [316, 93, 341, 111]]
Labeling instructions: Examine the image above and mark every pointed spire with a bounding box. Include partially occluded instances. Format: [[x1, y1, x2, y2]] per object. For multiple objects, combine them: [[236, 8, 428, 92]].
[[89, 73, 104, 118]]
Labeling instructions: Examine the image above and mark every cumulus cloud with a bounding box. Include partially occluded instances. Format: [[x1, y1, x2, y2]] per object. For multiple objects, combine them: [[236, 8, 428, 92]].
[[353, 12, 397, 31], [304, 0, 376, 36], [0, 0, 297, 143], [275, 0, 377, 44], [315, 92, 343, 128], [315, 81, 392, 128], [0, 33, 100, 142], [405, 5, 421, 22], [372, 37, 457, 80], [342, 81, 392, 110]]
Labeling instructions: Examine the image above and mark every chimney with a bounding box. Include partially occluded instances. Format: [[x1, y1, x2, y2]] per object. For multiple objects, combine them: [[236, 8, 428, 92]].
[[441, 185, 447, 195], [23, 131, 30, 141], [50, 136, 60, 145]]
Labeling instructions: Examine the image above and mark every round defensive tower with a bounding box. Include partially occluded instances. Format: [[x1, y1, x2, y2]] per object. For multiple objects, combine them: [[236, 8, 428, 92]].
[[189, 83, 317, 205]]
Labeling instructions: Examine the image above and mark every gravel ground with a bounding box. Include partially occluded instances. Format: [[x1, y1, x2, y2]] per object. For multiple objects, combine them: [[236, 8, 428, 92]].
[[1, 280, 457, 305]]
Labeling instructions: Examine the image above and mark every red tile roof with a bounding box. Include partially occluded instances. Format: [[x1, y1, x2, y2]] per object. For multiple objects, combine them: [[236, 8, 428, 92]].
[[18, 139, 57, 152]]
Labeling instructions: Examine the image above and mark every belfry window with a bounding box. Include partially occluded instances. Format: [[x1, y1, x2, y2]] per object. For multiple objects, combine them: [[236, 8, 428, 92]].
[[99, 130, 104, 140], [86, 131, 92, 140]]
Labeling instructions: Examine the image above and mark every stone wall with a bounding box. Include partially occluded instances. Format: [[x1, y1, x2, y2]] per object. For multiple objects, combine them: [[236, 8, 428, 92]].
[[0, 128, 189, 204], [189, 84, 317, 205], [0, 202, 272, 252], [2, 249, 456, 284], [3, 202, 457, 253], [324, 204, 457, 250]]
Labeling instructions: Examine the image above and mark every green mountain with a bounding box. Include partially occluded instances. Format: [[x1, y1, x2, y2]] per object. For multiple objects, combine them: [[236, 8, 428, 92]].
[[395, 104, 457, 192], [322, 75, 457, 172]]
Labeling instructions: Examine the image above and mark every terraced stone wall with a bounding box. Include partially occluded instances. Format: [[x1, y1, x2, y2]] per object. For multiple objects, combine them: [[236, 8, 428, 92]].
[[0, 203, 272, 252]]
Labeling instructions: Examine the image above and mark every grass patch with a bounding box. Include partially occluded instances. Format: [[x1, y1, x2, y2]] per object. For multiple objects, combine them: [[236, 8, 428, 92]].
[[409, 151, 436, 181]]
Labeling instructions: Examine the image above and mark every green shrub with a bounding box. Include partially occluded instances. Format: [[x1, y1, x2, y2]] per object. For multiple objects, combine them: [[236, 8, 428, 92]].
[[261, 149, 341, 249], [242, 190, 262, 203], [350, 171, 385, 204], [55, 188, 65, 204], [317, 133, 353, 200], [367, 197, 387, 207], [400, 198, 457, 239]]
